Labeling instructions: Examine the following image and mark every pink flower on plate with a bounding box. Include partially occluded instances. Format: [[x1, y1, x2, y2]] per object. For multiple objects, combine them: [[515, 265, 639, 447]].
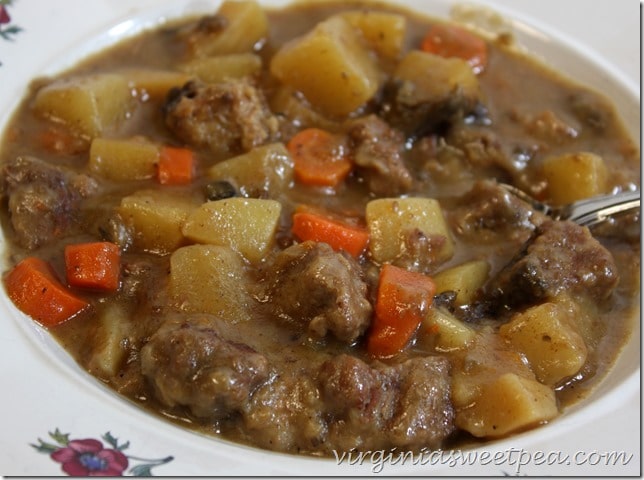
[[0, 6, 10, 25], [50, 438, 129, 477], [32, 428, 174, 476]]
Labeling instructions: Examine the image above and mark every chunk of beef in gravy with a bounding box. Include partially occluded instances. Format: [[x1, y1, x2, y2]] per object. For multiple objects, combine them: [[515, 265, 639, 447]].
[[318, 354, 455, 452], [346, 114, 413, 196], [242, 373, 327, 453], [1, 156, 98, 250], [449, 180, 547, 243], [140, 315, 271, 419], [265, 241, 372, 343], [486, 220, 619, 309], [163, 79, 279, 154], [382, 80, 482, 139]]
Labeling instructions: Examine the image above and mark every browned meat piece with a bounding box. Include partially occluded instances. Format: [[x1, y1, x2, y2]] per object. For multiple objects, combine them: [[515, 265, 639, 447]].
[[411, 127, 516, 188], [163, 79, 279, 154], [510, 109, 579, 145], [265, 241, 372, 344], [394, 228, 451, 274], [140, 315, 271, 419], [318, 354, 455, 451], [383, 79, 484, 139], [487, 220, 619, 308], [242, 373, 327, 453], [386, 356, 455, 449], [98, 211, 134, 250], [1, 156, 98, 249], [449, 180, 546, 243], [346, 114, 412, 196], [119, 258, 169, 308], [446, 125, 512, 172], [181, 14, 228, 53], [317, 353, 381, 417], [567, 90, 610, 132]]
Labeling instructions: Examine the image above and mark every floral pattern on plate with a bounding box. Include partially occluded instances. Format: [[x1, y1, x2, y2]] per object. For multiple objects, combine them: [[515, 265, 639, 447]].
[[0, 0, 21, 40], [31, 428, 174, 476]]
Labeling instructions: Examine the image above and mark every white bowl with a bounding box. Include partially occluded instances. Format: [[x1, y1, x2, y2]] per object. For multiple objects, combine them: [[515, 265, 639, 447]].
[[0, 0, 639, 475]]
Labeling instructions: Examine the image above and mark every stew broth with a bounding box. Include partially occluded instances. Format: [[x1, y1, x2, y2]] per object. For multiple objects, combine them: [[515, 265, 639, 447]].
[[0, 0, 639, 456]]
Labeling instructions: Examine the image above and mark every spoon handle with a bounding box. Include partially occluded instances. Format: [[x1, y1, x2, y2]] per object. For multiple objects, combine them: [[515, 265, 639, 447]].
[[561, 190, 641, 227]]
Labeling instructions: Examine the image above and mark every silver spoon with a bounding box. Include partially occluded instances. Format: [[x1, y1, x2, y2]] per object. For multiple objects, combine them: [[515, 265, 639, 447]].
[[499, 183, 641, 227]]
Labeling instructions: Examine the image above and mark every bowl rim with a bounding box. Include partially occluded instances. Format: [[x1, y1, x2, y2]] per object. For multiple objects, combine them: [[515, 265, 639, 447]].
[[0, 0, 639, 475]]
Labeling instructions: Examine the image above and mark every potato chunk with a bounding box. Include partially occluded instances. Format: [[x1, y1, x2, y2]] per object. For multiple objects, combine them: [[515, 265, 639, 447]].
[[169, 245, 253, 322], [270, 16, 381, 117], [456, 373, 558, 438], [182, 198, 281, 263], [420, 307, 475, 352], [366, 197, 454, 266], [186, 0, 268, 57], [500, 301, 588, 385], [121, 68, 193, 100], [89, 137, 159, 181], [118, 190, 198, 255], [33, 73, 134, 139], [540, 151, 608, 204], [433, 259, 490, 305], [180, 53, 262, 84], [340, 11, 406, 59], [207, 143, 294, 198], [394, 50, 481, 106], [86, 304, 130, 378]]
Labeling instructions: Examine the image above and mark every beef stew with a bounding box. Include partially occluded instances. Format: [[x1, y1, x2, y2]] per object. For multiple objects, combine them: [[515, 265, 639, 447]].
[[0, 0, 640, 456]]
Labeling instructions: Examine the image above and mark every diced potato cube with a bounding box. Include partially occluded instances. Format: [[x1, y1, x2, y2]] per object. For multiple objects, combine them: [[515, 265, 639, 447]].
[[451, 330, 535, 408], [186, 0, 269, 57], [456, 373, 558, 438], [86, 304, 130, 378], [340, 11, 406, 59], [366, 197, 454, 265], [433, 259, 490, 305], [118, 190, 198, 255], [394, 50, 481, 106], [207, 143, 294, 198], [180, 53, 262, 84], [33, 73, 134, 138], [121, 68, 193, 100], [540, 152, 608, 204], [182, 198, 281, 263], [420, 306, 475, 352], [89, 137, 159, 181], [269, 86, 338, 131], [169, 245, 253, 322], [551, 294, 598, 347], [500, 302, 588, 385], [270, 16, 381, 117]]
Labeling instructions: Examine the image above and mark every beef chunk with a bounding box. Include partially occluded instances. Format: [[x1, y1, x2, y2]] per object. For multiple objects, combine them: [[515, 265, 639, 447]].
[[382, 77, 483, 139], [1, 156, 98, 249], [386, 356, 455, 449], [318, 354, 455, 451], [242, 373, 327, 453], [181, 14, 228, 49], [487, 220, 619, 308], [346, 114, 412, 196], [119, 258, 166, 306], [140, 315, 271, 419], [567, 90, 610, 132], [446, 125, 512, 171], [317, 354, 381, 416], [449, 180, 546, 243], [511, 109, 579, 145], [163, 79, 279, 154], [265, 241, 372, 344]]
